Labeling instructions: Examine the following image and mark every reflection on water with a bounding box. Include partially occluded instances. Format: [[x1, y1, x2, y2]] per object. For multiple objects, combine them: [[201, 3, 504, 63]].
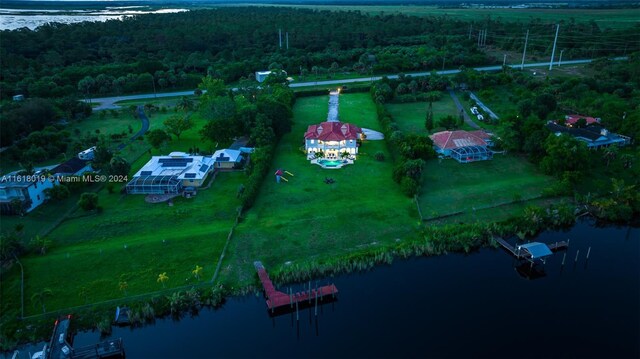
[[0, 7, 188, 30]]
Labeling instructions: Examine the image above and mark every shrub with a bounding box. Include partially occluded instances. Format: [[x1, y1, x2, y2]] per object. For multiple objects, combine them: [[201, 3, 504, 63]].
[[400, 177, 419, 196], [78, 192, 99, 211], [374, 151, 385, 161]]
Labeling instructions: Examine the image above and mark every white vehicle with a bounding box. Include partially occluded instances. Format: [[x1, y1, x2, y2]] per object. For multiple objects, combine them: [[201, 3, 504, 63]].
[[59, 333, 65, 344], [477, 114, 484, 121], [61, 345, 70, 355], [470, 107, 479, 115]]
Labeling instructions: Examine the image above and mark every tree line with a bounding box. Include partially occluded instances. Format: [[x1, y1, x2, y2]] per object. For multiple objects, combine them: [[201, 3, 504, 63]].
[[2, 7, 636, 100]]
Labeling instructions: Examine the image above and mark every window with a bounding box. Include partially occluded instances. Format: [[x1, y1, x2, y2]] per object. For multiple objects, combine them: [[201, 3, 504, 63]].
[[310, 140, 314, 144]]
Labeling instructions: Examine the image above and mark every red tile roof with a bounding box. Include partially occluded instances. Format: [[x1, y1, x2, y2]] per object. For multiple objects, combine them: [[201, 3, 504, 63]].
[[305, 121, 362, 141], [566, 115, 600, 126], [429, 130, 490, 150]]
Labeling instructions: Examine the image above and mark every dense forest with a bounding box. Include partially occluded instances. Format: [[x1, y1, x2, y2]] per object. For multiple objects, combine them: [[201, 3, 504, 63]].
[[1, 7, 637, 100]]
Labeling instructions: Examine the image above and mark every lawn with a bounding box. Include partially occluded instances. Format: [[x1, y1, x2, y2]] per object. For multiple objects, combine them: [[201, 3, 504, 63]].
[[385, 94, 460, 133], [1, 108, 235, 316], [219, 93, 419, 286], [8, 171, 245, 316], [419, 155, 556, 221]]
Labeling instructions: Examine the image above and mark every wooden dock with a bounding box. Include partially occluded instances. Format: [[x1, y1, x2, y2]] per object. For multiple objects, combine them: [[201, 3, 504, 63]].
[[254, 261, 338, 311], [493, 236, 568, 260]]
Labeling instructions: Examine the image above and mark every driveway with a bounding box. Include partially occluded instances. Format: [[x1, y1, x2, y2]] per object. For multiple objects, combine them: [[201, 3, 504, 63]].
[[447, 88, 480, 130], [115, 106, 150, 151]]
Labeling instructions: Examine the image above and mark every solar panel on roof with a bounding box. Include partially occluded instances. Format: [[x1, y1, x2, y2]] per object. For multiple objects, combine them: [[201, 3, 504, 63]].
[[184, 173, 197, 179], [159, 158, 193, 167], [140, 171, 152, 176], [215, 156, 230, 162], [199, 164, 209, 172]]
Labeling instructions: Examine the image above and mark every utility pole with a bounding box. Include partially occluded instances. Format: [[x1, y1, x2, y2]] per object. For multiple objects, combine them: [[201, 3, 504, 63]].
[[483, 29, 487, 47], [549, 24, 560, 71], [478, 30, 482, 47], [468, 24, 473, 40], [521, 29, 529, 70], [558, 49, 565, 66], [442, 56, 446, 71], [286, 32, 289, 50], [503, 54, 507, 67], [279, 28, 282, 49]]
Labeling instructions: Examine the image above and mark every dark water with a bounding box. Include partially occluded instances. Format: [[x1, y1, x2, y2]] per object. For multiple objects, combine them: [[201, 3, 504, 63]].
[[12, 220, 640, 358]]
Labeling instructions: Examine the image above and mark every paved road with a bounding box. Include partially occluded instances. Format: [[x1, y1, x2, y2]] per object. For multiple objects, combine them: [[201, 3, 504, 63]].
[[86, 57, 627, 110], [448, 89, 480, 130]]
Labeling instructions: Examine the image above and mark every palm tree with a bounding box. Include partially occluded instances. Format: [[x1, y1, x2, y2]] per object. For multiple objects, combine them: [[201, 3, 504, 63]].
[[602, 146, 619, 167], [177, 96, 193, 112], [157, 272, 169, 288], [31, 288, 53, 313], [192, 265, 203, 281], [119, 281, 128, 296], [31, 235, 51, 255]]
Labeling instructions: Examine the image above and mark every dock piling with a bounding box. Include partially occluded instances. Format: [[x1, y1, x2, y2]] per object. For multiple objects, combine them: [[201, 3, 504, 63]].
[[290, 288, 293, 308], [296, 300, 299, 321], [562, 252, 566, 266], [308, 281, 312, 304], [575, 249, 580, 262], [586, 247, 591, 260]]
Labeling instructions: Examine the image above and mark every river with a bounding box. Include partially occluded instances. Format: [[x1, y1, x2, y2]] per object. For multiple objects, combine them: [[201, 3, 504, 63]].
[[7, 220, 639, 358]]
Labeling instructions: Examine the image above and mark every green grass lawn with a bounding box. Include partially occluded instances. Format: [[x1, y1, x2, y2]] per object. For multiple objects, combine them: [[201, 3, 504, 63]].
[[1, 108, 231, 316], [9, 171, 245, 316], [219, 93, 419, 286], [419, 155, 556, 221], [385, 94, 459, 133]]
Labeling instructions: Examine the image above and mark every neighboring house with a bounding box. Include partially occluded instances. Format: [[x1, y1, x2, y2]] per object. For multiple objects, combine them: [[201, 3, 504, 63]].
[[78, 146, 96, 160], [565, 114, 600, 127], [50, 157, 93, 176], [212, 149, 244, 169], [126, 152, 214, 194], [546, 122, 631, 149], [12, 94, 24, 101], [430, 130, 493, 163], [304, 121, 362, 159], [0, 176, 56, 214], [255, 71, 271, 83]]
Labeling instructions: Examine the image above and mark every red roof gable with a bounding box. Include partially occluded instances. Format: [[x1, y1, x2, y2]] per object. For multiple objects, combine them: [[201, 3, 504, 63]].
[[429, 130, 489, 150], [305, 121, 362, 141], [566, 115, 599, 126]]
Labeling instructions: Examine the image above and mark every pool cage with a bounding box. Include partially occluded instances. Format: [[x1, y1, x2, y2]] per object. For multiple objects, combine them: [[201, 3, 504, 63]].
[[450, 145, 493, 163], [126, 175, 183, 194]]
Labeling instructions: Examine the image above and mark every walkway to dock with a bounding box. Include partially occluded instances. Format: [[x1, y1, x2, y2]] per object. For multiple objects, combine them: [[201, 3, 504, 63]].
[[254, 261, 338, 311]]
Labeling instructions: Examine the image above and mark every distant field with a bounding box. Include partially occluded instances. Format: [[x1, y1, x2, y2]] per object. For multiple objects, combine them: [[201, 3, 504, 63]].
[[385, 95, 460, 133], [221, 93, 419, 286], [419, 155, 555, 221], [240, 4, 640, 29]]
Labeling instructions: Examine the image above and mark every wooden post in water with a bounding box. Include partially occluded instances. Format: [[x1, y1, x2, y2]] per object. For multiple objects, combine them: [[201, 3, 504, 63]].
[[575, 249, 580, 262], [561, 252, 566, 266], [314, 283, 318, 316], [586, 247, 591, 260], [296, 300, 299, 321], [308, 281, 312, 304], [290, 288, 293, 308]]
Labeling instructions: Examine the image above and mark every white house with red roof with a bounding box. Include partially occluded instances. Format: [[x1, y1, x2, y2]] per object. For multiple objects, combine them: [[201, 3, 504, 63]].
[[429, 130, 493, 163], [304, 121, 362, 159], [565, 114, 600, 127]]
